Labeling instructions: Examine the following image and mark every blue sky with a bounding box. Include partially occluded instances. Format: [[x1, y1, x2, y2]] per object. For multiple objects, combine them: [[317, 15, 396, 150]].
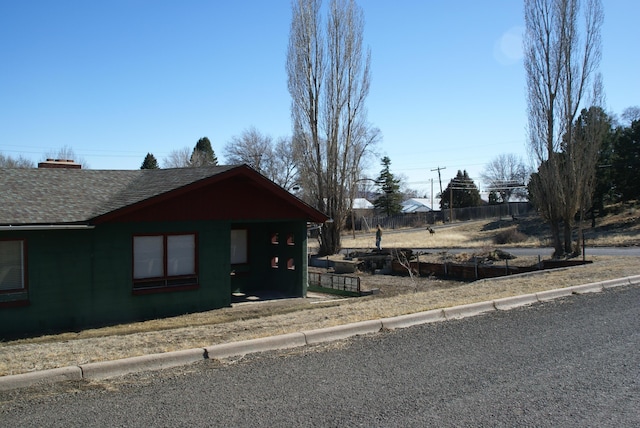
[[1, 1, 638, 197]]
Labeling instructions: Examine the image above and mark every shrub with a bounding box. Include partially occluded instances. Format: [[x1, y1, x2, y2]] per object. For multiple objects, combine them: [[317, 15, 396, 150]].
[[494, 228, 527, 245]]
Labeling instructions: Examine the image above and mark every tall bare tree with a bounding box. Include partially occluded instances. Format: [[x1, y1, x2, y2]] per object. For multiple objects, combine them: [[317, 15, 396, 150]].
[[524, 0, 603, 256], [287, 0, 378, 255]]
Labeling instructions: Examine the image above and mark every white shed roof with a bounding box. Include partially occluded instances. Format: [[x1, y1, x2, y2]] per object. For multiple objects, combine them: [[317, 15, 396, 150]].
[[401, 198, 433, 213], [352, 198, 374, 209]]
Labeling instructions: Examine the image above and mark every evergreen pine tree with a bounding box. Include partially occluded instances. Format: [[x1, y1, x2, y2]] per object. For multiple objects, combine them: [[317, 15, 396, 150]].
[[440, 170, 482, 210], [373, 156, 403, 217], [190, 137, 218, 167], [140, 153, 160, 169]]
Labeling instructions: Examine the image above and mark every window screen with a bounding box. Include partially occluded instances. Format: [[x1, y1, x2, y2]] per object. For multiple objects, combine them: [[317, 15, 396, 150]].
[[133, 236, 164, 279], [167, 235, 196, 276]]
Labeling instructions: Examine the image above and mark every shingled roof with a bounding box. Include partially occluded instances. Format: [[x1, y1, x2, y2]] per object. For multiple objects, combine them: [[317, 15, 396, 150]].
[[0, 166, 235, 225]]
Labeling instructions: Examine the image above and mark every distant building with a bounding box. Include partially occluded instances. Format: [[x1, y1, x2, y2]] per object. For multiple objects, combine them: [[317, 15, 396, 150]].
[[352, 198, 374, 210], [401, 198, 433, 213]]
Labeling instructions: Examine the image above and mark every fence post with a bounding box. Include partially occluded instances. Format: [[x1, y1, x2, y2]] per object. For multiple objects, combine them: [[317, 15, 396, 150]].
[[441, 252, 446, 276]]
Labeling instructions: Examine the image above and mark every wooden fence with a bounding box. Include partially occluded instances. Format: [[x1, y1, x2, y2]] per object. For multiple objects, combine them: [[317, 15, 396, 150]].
[[352, 202, 534, 231]]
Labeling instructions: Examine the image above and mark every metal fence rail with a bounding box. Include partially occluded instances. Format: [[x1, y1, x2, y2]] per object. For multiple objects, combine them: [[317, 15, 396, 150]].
[[308, 272, 360, 294]]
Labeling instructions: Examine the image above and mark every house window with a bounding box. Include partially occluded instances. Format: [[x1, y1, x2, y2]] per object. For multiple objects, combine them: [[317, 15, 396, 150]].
[[133, 234, 197, 292], [286, 234, 295, 246], [287, 258, 295, 270], [0, 240, 26, 292], [231, 229, 248, 264], [271, 233, 279, 245]]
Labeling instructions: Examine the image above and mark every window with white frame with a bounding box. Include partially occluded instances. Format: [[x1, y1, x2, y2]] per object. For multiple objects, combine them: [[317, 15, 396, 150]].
[[133, 234, 197, 290], [0, 240, 25, 292]]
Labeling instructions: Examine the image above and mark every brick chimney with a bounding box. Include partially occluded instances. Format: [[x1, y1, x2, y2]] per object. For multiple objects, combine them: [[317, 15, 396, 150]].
[[38, 159, 82, 169]]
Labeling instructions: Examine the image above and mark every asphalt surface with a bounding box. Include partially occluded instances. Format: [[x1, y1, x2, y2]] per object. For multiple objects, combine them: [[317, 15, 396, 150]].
[[1, 285, 638, 427]]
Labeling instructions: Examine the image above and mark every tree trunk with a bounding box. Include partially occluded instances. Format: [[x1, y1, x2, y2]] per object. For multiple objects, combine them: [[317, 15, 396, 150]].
[[550, 218, 564, 258], [563, 221, 574, 255], [319, 222, 341, 256]]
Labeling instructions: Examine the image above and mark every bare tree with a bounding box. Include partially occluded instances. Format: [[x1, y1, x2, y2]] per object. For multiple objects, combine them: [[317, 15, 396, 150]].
[[271, 136, 299, 191], [392, 249, 419, 292], [481, 154, 529, 203], [621, 106, 640, 124], [0, 153, 34, 168], [224, 127, 273, 172], [287, 0, 378, 255], [524, 0, 603, 256], [224, 129, 299, 191], [162, 147, 192, 168]]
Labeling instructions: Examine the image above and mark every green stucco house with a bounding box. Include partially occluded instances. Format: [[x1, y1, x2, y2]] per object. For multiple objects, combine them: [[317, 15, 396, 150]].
[[0, 164, 328, 338]]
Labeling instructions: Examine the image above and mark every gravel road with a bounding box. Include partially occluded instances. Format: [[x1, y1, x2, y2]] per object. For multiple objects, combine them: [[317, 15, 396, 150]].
[[2, 285, 639, 427]]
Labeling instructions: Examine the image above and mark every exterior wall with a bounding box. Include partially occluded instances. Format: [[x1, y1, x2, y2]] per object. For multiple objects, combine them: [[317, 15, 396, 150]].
[[0, 219, 310, 338], [0, 221, 228, 338], [230, 221, 308, 297]]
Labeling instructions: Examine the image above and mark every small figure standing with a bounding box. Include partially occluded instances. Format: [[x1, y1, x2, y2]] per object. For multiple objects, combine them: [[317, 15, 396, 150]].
[[375, 224, 382, 250]]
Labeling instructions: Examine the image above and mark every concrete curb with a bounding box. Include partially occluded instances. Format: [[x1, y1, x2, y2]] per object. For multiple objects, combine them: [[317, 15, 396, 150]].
[[302, 320, 383, 345], [79, 347, 206, 381], [566, 282, 604, 295], [536, 287, 574, 301], [599, 277, 635, 289], [443, 301, 496, 319], [0, 366, 82, 392], [493, 293, 540, 311], [205, 332, 307, 359], [2, 276, 639, 391], [380, 309, 445, 330]]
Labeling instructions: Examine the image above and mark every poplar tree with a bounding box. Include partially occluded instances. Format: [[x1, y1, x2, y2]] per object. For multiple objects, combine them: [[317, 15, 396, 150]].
[[287, 0, 379, 255], [524, 0, 604, 256]]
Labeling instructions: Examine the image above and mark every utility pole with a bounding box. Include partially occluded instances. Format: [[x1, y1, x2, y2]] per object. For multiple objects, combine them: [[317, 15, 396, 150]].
[[431, 166, 446, 197], [450, 186, 453, 223], [430, 178, 434, 210]]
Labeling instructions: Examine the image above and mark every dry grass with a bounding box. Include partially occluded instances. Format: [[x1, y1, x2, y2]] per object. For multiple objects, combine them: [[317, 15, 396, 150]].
[[337, 220, 545, 251], [1, 212, 639, 377], [336, 211, 640, 251]]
